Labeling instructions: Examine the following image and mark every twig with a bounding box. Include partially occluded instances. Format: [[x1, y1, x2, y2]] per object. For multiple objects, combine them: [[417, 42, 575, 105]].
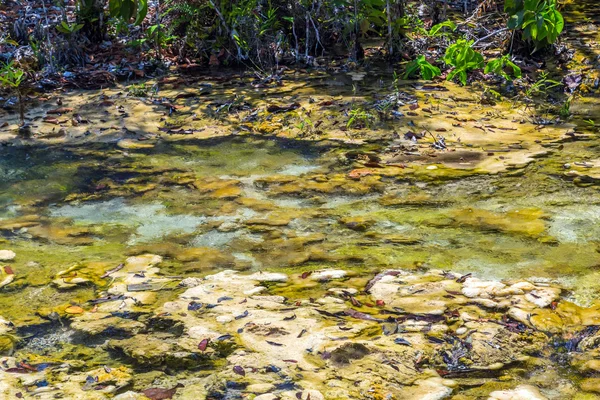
[[208, 0, 246, 60], [472, 27, 509, 47]]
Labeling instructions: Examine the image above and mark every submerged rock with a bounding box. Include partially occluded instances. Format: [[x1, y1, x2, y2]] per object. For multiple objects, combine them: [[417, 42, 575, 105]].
[[488, 384, 548, 400], [0, 250, 15, 261]]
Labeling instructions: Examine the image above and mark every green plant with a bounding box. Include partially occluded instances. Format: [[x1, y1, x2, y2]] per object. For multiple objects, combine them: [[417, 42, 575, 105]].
[[427, 20, 457, 37], [525, 71, 561, 97], [0, 61, 26, 126], [443, 39, 484, 85], [129, 24, 176, 51], [127, 82, 149, 97], [480, 87, 502, 105], [505, 0, 564, 50], [295, 111, 315, 136], [559, 95, 573, 119], [347, 108, 374, 129], [109, 0, 148, 25], [392, 70, 400, 92], [56, 21, 85, 35], [403, 55, 441, 80], [484, 55, 522, 81]]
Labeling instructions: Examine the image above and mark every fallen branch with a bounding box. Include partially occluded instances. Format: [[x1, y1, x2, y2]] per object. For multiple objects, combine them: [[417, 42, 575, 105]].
[[472, 27, 509, 47]]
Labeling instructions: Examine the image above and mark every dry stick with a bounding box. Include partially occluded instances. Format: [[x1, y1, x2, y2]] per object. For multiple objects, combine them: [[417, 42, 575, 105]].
[[155, 0, 161, 61], [472, 27, 509, 47], [291, 18, 299, 62], [386, 0, 393, 56], [305, 11, 310, 61], [40, 0, 55, 73], [312, 0, 323, 56], [208, 0, 245, 61], [309, 16, 323, 56]]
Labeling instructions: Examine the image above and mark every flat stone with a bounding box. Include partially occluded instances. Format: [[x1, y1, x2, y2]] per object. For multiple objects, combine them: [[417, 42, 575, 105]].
[[216, 315, 233, 323], [246, 272, 288, 282], [580, 378, 600, 394], [296, 390, 325, 400], [311, 269, 347, 281], [462, 278, 506, 298], [254, 395, 279, 400], [524, 287, 560, 308], [0, 250, 15, 261], [400, 377, 454, 400], [179, 277, 203, 287], [246, 383, 275, 393], [488, 384, 548, 399], [244, 286, 267, 295]]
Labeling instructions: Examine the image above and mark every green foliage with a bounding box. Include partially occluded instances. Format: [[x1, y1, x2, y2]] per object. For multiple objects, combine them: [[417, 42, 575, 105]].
[[443, 39, 484, 85], [0, 61, 24, 89], [484, 55, 522, 81], [525, 71, 561, 97], [505, 0, 564, 49], [347, 108, 374, 129], [127, 82, 149, 97], [403, 55, 441, 80], [129, 24, 175, 49], [559, 95, 573, 119], [56, 21, 85, 35], [109, 0, 148, 25], [427, 21, 457, 37], [0, 61, 26, 126]]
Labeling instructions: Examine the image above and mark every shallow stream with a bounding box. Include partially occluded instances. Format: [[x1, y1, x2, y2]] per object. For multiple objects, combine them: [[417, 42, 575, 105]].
[[1, 2, 600, 396]]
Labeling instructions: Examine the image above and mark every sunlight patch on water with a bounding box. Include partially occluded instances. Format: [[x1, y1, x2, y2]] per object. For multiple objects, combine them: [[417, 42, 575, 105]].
[[548, 205, 600, 243], [190, 230, 242, 248], [276, 164, 321, 176], [50, 198, 207, 244]]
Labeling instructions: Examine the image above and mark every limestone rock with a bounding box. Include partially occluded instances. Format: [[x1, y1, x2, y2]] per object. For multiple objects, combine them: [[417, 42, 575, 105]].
[[0, 250, 15, 261], [488, 384, 548, 400]]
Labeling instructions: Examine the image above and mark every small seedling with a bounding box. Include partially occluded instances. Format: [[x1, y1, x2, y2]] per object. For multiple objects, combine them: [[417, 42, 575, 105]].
[[0, 61, 26, 126]]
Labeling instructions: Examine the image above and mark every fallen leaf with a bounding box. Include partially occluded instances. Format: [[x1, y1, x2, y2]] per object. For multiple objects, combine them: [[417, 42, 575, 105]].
[[235, 310, 249, 320], [65, 306, 84, 314], [198, 339, 210, 352], [348, 168, 374, 180], [300, 271, 312, 279], [142, 386, 180, 400], [267, 102, 300, 113], [43, 117, 59, 124], [46, 107, 73, 115], [394, 337, 412, 346], [233, 365, 245, 376]]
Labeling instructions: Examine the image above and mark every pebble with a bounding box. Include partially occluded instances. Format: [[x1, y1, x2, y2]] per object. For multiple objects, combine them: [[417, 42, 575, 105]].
[[246, 383, 275, 393], [243, 286, 267, 295], [488, 384, 548, 400], [247, 272, 288, 282], [254, 395, 279, 400], [0, 250, 16, 261], [311, 269, 347, 281], [216, 315, 233, 324], [179, 277, 203, 287], [455, 327, 468, 335]]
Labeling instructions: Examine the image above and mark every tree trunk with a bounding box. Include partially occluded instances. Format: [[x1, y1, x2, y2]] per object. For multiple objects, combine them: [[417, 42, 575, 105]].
[[386, 0, 393, 56]]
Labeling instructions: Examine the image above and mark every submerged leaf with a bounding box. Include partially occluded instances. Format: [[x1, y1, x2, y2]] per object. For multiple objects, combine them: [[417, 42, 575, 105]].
[[233, 365, 245, 376], [198, 339, 210, 352], [394, 337, 412, 346]]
